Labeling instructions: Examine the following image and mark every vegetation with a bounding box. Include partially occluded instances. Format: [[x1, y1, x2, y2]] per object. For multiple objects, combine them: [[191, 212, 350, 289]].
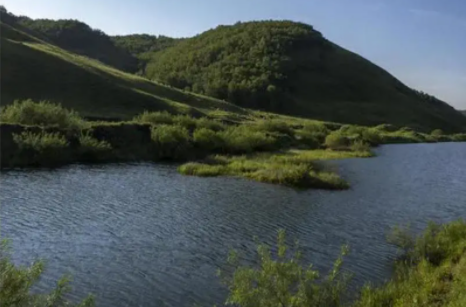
[[0, 99, 84, 131], [356, 220, 466, 306], [221, 220, 466, 307], [0, 239, 94, 307], [178, 150, 371, 189], [219, 230, 350, 307]]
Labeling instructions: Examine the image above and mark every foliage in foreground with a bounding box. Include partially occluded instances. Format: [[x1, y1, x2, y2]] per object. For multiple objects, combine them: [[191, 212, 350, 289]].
[[219, 230, 350, 307], [0, 240, 94, 307], [356, 220, 466, 307], [222, 220, 466, 307]]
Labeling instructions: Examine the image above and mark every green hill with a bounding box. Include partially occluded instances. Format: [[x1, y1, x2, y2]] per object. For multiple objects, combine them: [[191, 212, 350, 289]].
[[0, 18, 245, 120], [145, 21, 466, 132], [2, 6, 465, 132]]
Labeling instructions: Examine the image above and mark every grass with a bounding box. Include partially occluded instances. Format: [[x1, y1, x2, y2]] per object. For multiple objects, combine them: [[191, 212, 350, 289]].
[[178, 149, 370, 189]]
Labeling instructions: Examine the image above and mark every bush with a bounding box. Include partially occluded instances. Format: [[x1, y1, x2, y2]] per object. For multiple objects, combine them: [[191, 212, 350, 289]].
[[151, 125, 191, 159], [351, 140, 371, 152], [219, 230, 350, 307], [0, 99, 84, 130], [0, 239, 94, 306], [251, 120, 294, 135], [12, 130, 71, 166], [295, 129, 321, 149], [133, 111, 174, 125], [178, 162, 224, 176], [430, 129, 444, 137], [220, 126, 276, 154], [196, 117, 226, 131], [324, 133, 351, 150], [193, 128, 224, 151], [78, 132, 112, 162], [173, 115, 197, 130]]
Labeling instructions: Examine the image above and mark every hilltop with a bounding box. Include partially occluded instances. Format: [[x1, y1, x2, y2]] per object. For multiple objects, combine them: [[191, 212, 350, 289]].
[[145, 21, 466, 132], [1, 7, 465, 132]]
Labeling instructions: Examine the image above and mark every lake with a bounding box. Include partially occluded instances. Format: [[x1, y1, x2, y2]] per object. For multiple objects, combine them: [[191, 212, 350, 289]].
[[1, 143, 465, 306]]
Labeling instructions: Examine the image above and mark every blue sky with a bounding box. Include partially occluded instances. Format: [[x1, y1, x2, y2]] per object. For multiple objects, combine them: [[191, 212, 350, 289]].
[[2, 0, 465, 109]]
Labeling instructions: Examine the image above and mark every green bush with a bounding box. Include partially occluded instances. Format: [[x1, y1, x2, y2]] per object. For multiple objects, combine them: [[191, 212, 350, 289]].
[[0, 239, 94, 306], [220, 126, 276, 154], [173, 115, 197, 130], [295, 129, 321, 149], [193, 128, 225, 151], [12, 130, 71, 166], [133, 111, 174, 125], [196, 117, 226, 131], [430, 129, 444, 137], [178, 162, 224, 176], [324, 133, 351, 150], [0, 99, 84, 130], [78, 132, 112, 162], [151, 125, 191, 159], [219, 230, 350, 307], [351, 140, 371, 152], [251, 120, 294, 135]]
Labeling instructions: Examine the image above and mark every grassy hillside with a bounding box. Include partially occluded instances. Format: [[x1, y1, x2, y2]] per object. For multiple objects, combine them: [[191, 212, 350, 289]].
[[0, 21, 246, 120], [145, 21, 466, 132]]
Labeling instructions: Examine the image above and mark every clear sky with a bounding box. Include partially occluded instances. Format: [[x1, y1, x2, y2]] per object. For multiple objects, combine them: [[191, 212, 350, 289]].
[[2, 0, 465, 109]]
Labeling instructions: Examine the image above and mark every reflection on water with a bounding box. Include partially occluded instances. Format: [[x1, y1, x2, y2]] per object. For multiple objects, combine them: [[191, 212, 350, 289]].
[[1, 143, 465, 306]]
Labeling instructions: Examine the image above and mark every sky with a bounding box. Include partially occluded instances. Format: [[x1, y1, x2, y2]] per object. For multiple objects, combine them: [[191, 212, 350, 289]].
[[2, 0, 465, 109]]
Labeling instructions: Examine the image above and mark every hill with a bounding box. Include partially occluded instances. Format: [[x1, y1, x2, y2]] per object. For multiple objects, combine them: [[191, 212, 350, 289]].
[[0, 15, 245, 120], [145, 21, 466, 132], [461, 110, 466, 116], [111, 34, 182, 73]]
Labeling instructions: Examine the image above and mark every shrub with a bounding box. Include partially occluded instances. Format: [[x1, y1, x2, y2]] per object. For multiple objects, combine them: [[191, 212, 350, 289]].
[[219, 230, 350, 307], [0, 99, 84, 130], [196, 117, 226, 131], [173, 115, 197, 130], [220, 126, 276, 154], [133, 111, 174, 125], [351, 140, 371, 152], [78, 132, 112, 162], [251, 120, 294, 135], [295, 129, 321, 149], [430, 129, 444, 137], [12, 131, 71, 166], [0, 239, 94, 306], [324, 133, 351, 150], [193, 128, 224, 151], [151, 125, 191, 159]]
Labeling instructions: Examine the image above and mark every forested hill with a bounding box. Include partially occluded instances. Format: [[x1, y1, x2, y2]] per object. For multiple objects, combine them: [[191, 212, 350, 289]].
[[145, 21, 466, 132]]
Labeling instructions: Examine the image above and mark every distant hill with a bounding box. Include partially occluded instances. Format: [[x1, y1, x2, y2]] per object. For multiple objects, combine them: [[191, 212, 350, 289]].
[[2, 6, 465, 132], [145, 21, 466, 132], [460, 110, 466, 116]]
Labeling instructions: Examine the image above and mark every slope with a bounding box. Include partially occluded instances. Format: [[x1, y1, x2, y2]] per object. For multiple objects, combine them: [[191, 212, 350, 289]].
[[0, 21, 245, 120], [145, 21, 466, 132]]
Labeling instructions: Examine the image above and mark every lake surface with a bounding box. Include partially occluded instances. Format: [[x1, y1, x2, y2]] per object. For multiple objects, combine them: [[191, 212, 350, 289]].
[[1, 143, 465, 306]]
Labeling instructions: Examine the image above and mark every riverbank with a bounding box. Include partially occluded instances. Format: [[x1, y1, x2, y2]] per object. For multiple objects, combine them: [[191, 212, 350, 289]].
[[2, 100, 466, 190]]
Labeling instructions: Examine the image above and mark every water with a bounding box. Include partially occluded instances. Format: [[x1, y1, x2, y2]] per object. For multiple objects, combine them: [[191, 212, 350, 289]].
[[1, 143, 465, 306]]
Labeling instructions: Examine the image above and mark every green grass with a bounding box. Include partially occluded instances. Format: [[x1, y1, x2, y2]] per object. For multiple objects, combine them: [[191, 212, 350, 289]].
[[178, 149, 370, 189]]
